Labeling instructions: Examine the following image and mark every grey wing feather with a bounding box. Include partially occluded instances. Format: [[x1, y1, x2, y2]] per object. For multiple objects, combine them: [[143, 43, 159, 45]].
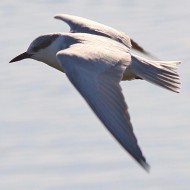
[[54, 14, 152, 56], [54, 14, 132, 48], [56, 46, 150, 171]]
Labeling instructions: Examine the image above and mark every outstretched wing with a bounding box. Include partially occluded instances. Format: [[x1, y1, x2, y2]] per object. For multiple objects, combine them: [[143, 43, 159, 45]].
[[54, 14, 151, 56], [56, 44, 150, 171]]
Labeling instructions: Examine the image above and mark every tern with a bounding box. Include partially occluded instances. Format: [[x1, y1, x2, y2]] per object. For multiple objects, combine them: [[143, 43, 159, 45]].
[[10, 14, 181, 171]]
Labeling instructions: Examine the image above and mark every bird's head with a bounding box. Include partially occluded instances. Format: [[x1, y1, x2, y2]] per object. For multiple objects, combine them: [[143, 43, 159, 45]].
[[9, 33, 64, 72]]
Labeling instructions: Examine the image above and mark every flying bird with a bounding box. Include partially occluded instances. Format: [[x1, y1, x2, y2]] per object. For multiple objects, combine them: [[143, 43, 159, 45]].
[[10, 14, 181, 171]]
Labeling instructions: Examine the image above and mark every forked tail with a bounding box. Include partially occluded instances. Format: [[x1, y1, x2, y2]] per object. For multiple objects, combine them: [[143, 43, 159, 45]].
[[130, 54, 181, 93]]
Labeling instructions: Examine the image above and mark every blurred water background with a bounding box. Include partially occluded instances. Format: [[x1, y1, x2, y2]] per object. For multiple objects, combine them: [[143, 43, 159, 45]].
[[1, 0, 190, 189]]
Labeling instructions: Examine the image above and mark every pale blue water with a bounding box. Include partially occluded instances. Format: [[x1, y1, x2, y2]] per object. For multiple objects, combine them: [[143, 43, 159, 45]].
[[1, 0, 190, 189]]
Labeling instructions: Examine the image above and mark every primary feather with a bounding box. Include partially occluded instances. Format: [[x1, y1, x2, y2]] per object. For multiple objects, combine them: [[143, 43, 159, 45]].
[[54, 14, 151, 55]]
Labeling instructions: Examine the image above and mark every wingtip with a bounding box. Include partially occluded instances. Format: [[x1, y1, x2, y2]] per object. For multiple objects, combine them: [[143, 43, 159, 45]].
[[140, 160, 151, 173], [132, 154, 150, 172], [54, 13, 69, 20], [177, 60, 182, 65], [54, 14, 61, 20]]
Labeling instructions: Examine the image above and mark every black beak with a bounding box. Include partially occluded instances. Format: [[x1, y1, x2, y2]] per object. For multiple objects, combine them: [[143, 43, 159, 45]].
[[9, 52, 32, 63]]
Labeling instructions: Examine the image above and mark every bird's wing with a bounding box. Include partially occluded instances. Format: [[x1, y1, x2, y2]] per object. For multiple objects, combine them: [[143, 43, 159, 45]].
[[54, 14, 131, 48], [54, 14, 152, 56], [56, 44, 150, 171]]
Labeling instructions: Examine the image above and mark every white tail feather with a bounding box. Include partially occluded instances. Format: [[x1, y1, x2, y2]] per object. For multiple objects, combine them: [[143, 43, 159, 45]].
[[129, 54, 181, 93]]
